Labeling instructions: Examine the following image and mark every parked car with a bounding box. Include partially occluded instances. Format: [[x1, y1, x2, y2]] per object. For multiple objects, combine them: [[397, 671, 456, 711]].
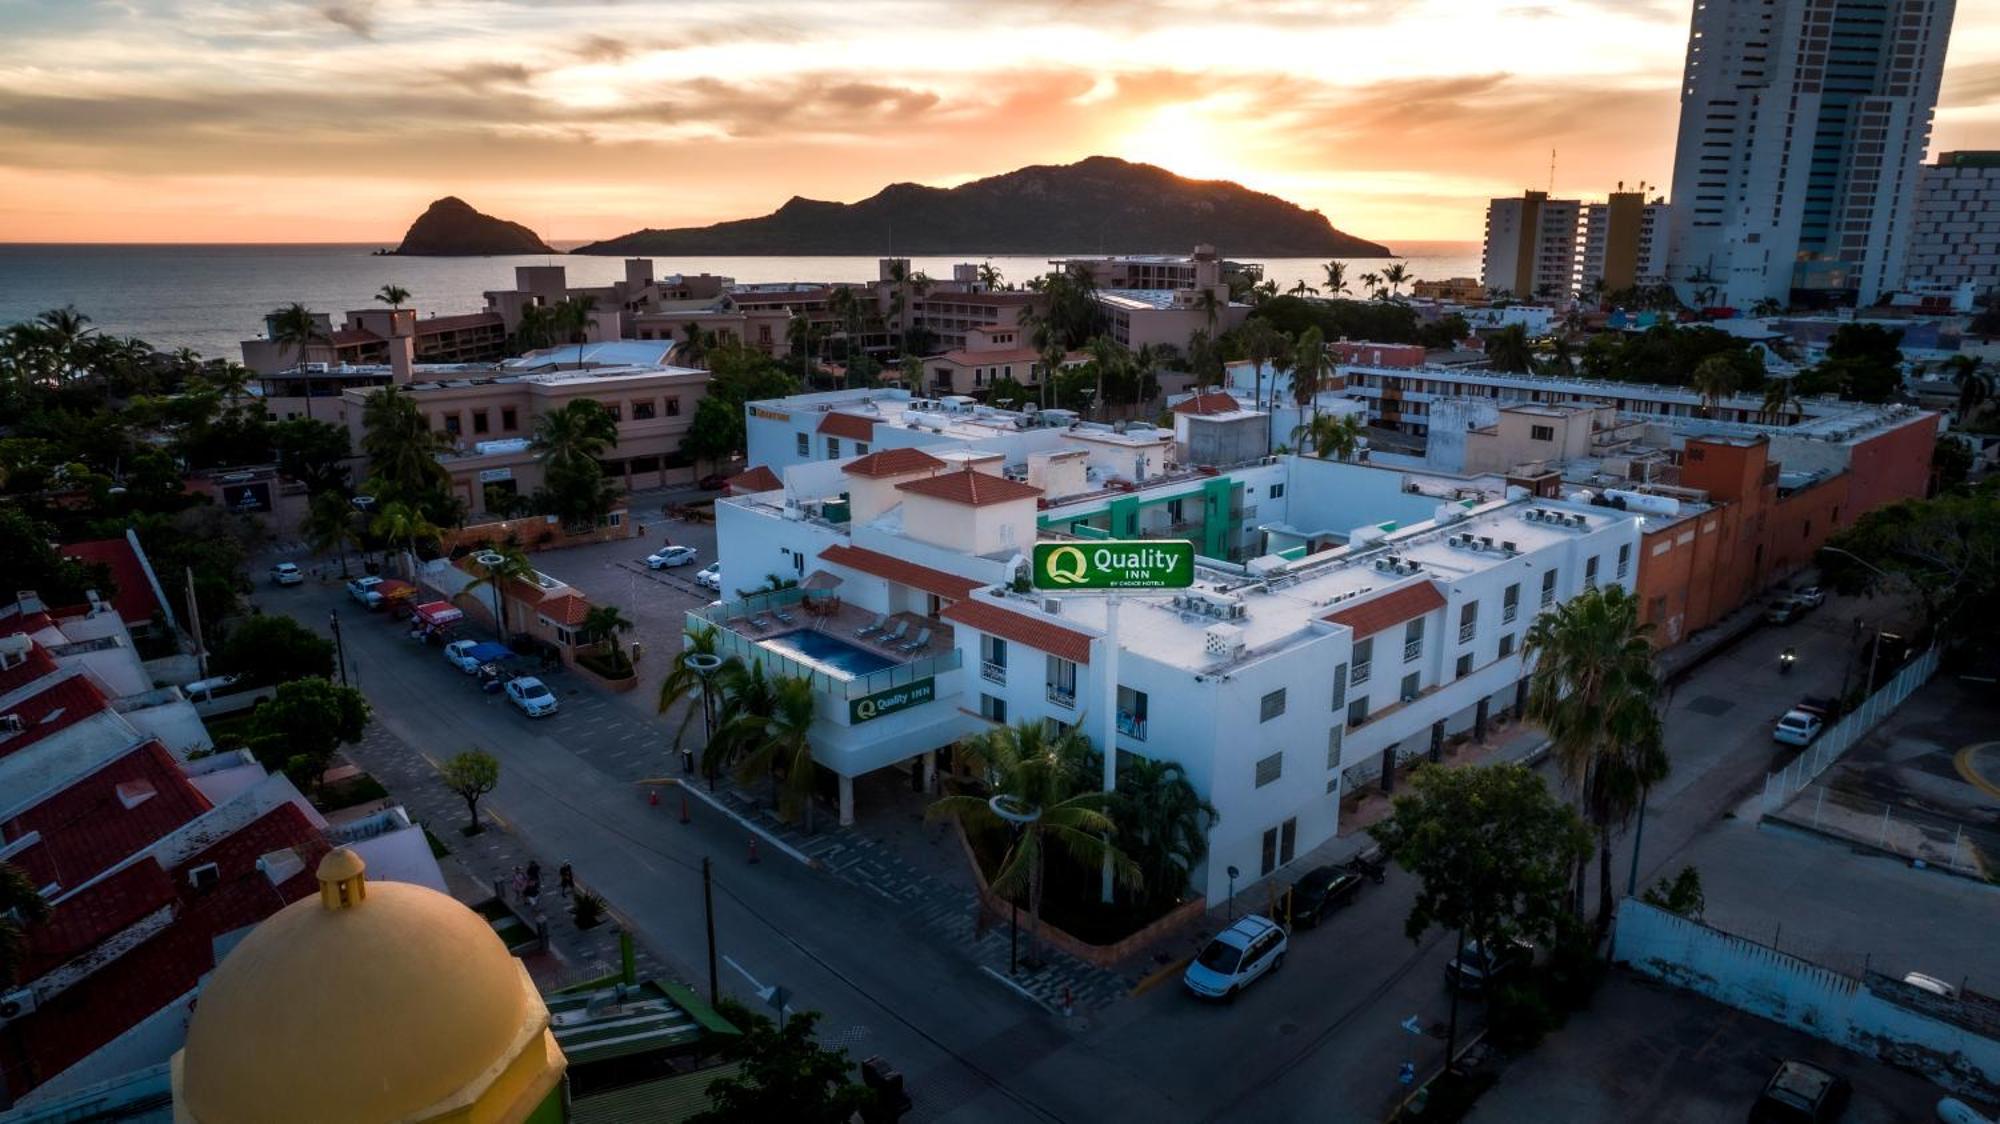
[[695, 563, 722, 591], [182, 673, 242, 701], [1773, 705, 1827, 747], [1445, 938, 1531, 994], [1183, 915, 1287, 1001], [1902, 971, 1957, 998], [1764, 597, 1806, 625], [505, 676, 559, 717], [1290, 865, 1364, 929], [269, 561, 303, 586], [647, 545, 698, 569], [1750, 1059, 1850, 1124], [443, 639, 482, 674], [697, 472, 730, 491], [1793, 586, 1826, 609], [346, 576, 385, 608]]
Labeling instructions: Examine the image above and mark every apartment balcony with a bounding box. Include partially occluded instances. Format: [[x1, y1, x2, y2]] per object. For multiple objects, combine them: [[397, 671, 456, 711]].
[[981, 660, 1006, 685], [1352, 660, 1373, 686], [1046, 683, 1077, 709], [1459, 622, 1477, 644], [1503, 605, 1519, 625], [1117, 710, 1147, 741], [1404, 639, 1423, 662]]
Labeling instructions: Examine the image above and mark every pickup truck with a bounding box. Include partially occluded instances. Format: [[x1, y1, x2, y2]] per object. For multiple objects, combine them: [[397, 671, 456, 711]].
[[346, 576, 385, 608], [1773, 701, 1830, 746]]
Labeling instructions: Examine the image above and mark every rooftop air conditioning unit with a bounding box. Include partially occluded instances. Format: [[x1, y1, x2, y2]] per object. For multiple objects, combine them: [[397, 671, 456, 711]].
[[1502, 541, 1518, 554], [1042, 598, 1062, 616], [0, 989, 36, 1026], [1570, 515, 1587, 528], [187, 862, 221, 891], [1524, 510, 1542, 522], [1480, 536, 1495, 549], [1203, 624, 1246, 659], [0, 714, 22, 735]]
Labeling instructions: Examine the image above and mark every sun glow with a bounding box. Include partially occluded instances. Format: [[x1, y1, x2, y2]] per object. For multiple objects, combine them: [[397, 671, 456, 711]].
[[1116, 102, 1250, 184]]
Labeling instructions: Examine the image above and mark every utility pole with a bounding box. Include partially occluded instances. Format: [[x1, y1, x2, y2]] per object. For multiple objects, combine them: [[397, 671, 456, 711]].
[[703, 856, 719, 1006], [185, 567, 206, 677], [1100, 592, 1120, 904], [328, 609, 348, 687]]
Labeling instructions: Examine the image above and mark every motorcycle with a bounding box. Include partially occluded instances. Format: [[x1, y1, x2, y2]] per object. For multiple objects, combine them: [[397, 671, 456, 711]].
[[1346, 845, 1389, 885], [1779, 647, 1797, 676]]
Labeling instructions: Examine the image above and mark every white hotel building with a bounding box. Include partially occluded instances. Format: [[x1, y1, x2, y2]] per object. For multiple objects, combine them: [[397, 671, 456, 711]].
[[703, 391, 1641, 903]]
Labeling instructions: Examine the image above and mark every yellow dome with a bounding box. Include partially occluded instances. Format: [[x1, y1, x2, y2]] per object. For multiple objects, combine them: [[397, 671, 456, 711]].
[[177, 849, 561, 1123]]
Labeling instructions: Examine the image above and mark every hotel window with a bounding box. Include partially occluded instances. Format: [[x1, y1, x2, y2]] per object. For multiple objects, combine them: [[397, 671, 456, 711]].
[[472, 410, 489, 434], [442, 414, 461, 438], [1401, 671, 1421, 701], [855, 443, 869, 456], [1046, 656, 1077, 708], [1617, 543, 1631, 579], [501, 407, 518, 431], [980, 636, 1007, 683], [633, 400, 656, 420], [1351, 638, 1373, 685], [1584, 556, 1599, 589], [1456, 653, 1473, 679], [1404, 619, 1424, 662], [666, 397, 681, 417], [1347, 698, 1370, 729], [1459, 601, 1478, 644], [826, 437, 841, 458], [1260, 689, 1286, 722], [1254, 751, 1284, 788], [1260, 818, 1297, 875], [1541, 568, 1558, 607], [1530, 425, 1555, 441], [605, 404, 622, 422], [796, 433, 810, 456], [1503, 583, 1520, 623], [980, 694, 1007, 723], [1498, 633, 1516, 658], [1270, 483, 1286, 499], [1119, 686, 1148, 740], [1330, 662, 1348, 711]]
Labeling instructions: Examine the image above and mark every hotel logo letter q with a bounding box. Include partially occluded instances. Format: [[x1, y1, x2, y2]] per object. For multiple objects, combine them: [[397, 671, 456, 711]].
[[1042, 546, 1089, 586]]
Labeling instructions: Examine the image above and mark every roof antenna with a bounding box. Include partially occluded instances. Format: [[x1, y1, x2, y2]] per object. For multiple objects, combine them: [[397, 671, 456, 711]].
[[1548, 149, 1557, 195]]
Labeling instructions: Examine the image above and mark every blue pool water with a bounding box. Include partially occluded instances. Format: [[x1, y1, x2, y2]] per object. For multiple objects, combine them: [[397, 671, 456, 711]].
[[763, 629, 897, 677]]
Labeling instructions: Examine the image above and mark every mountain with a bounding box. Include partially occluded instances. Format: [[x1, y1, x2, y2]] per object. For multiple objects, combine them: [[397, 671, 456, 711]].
[[392, 197, 555, 256], [570, 157, 1390, 258]]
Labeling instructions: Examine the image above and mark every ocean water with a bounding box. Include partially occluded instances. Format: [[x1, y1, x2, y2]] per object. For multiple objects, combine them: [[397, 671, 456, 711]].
[[0, 241, 1482, 362]]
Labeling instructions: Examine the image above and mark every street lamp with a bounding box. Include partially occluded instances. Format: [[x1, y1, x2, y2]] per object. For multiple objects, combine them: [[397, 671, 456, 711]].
[[1226, 865, 1240, 923], [686, 653, 724, 786], [990, 794, 1043, 975], [328, 609, 348, 687]]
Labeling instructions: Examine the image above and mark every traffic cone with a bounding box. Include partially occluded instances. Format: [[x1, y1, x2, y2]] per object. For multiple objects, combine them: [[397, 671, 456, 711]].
[[748, 837, 760, 864], [648, 788, 659, 807], [679, 792, 690, 824]]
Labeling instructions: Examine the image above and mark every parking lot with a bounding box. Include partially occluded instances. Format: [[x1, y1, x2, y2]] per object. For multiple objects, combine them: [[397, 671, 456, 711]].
[[1470, 974, 1969, 1123]]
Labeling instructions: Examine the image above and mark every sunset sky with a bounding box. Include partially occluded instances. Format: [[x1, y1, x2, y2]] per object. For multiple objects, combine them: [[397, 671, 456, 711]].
[[2, 0, 1998, 245]]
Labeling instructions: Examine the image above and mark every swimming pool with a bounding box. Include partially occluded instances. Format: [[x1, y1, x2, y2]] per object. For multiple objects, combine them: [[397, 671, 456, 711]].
[[762, 629, 897, 678]]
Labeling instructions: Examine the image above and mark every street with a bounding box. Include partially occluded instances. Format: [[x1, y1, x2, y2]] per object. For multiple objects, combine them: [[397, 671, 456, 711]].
[[268, 564, 1888, 1123]]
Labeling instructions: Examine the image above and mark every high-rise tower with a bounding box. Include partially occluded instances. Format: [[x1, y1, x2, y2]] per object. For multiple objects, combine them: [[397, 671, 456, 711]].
[[1665, 0, 1955, 309]]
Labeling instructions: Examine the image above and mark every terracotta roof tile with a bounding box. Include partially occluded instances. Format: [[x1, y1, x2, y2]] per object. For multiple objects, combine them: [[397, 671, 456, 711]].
[[418, 312, 504, 333], [896, 468, 1042, 507], [539, 593, 592, 627], [940, 600, 1093, 665], [0, 643, 59, 695], [817, 412, 876, 440], [0, 674, 112, 762], [818, 545, 983, 601], [1172, 390, 1242, 416], [4, 739, 211, 894], [842, 448, 947, 479], [725, 465, 783, 494], [61, 537, 167, 626], [1323, 581, 1447, 638], [936, 346, 1042, 366]]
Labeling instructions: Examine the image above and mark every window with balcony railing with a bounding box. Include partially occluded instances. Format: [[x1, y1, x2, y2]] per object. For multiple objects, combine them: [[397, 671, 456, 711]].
[[1118, 686, 1148, 740], [1352, 660, 1372, 686], [1403, 619, 1424, 663], [980, 636, 1007, 684], [982, 661, 1006, 684], [1503, 583, 1520, 624]]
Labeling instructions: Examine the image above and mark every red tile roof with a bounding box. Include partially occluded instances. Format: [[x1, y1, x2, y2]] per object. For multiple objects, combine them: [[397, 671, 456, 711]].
[[19, 858, 176, 981], [5, 803, 326, 1100], [60, 537, 167, 627], [330, 328, 384, 347], [1323, 581, 1447, 638], [538, 593, 592, 628], [1172, 390, 1242, 416], [817, 412, 876, 441], [937, 346, 1042, 367], [842, 448, 946, 479], [818, 544, 984, 601], [0, 643, 59, 695], [725, 465, 783, 494], [5, 740, 212, 894], [0, 674, 112, 762], [940, 600, 1093, 665], [897, 468, 1042, 507]]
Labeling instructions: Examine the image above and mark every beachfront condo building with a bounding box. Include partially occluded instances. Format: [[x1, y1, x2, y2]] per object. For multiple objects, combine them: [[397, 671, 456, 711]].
[[1901, 151, 2000, 298], [1481, 192, 1585, 301]]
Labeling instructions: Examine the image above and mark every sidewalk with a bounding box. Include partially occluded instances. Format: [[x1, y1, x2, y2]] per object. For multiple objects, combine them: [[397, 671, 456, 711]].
[[340, 723, 675, 993]]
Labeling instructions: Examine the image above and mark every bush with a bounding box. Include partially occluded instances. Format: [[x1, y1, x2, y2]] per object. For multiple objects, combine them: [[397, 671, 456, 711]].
[[571, 890, 606, 929], [1485, 981, 1563, 1052], [575, 649, 634, 680], [214, 615, 334, 686]]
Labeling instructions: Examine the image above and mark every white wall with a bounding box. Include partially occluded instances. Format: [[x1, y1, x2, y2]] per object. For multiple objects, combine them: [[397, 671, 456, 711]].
[[1278, 459, 1447, 540]]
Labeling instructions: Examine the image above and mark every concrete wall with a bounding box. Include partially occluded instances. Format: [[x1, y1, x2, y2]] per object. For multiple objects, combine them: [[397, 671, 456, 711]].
[[1422, 398, 1502, 472], [1615, 900, 2000, 1101], [1279, 459, 1447, 540]]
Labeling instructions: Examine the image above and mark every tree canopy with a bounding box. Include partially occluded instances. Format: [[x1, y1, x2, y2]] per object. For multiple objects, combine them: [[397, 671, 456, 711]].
[[214, 614, 334, 686], [245, 677, 371, 791]]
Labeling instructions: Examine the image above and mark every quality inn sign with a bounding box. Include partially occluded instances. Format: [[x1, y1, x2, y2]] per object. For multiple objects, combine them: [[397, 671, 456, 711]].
[[1032, 541, 1195, 590]]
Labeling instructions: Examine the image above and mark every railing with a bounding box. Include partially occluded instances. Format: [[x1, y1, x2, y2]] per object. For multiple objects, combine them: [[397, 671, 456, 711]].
[[684, 607, 962, 701], [1759, 647, 1941, 811], [981, 660, 1006, 685], [1503, 604, 1519, 624], [1404, 639, 1423, 662], [1458, 622, 1476, 644], [1540, 588, 1556, 608], [1046, 684, 1076, 708], [1351, 661, 1372, 685], [1117, 711, 1147, 740], [1617, 562, 1630, 579]]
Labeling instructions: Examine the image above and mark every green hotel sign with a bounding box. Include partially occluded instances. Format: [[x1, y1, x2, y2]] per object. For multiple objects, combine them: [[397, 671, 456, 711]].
[[1032, 540, 1195, 590], [848, 678, 935, 724]]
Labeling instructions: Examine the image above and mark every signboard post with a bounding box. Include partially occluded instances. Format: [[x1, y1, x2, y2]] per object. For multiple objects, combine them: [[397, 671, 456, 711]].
[[1029, 539, 1194, 901]]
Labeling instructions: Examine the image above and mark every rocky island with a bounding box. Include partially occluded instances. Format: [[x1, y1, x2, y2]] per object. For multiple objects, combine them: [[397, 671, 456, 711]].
[[570, 156, 1390, 258], [392, 197, 556, 256]]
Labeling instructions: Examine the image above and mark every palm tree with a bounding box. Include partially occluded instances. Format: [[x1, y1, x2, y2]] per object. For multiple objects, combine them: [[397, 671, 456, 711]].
[[0, 860, 51, 986], [1751, 297, 1784, 318], [1944, 354, 1991, 422], [899, 354, 924, 390], [1037, 339, 1067, 410], [1381, 261, 1411, 300], [556, 295, 598, 367], [1291, 326, 1330, 422], [977, 261, 1004, 290], [1322, 261, 1350, 299], [1111, 757, 1217, 904], [269, 302, 330, 418], [1359, 272, 1385, 300], [721, 675, 820, 829], [1691, 354, 1739, 417], [34, 305, 96, 388], [1288, 280, 1318, 298], [1537, 335, 1576, 379], [1238, 318, 1289, 455], [305, 489, 360, 577], [360, 384, 449, 500], [926, 721, 1140, 959], [1198, 287, 1220, 335], [1523, 584, 1668, 936], [659, 624, 734, 761], [581, 604, 634, 670], [705, 660, 779, 784], [512, 303, 559, 354], [1132, 343, 1163, 409], [369, 500, 441, 579], [465, 544, 533, 642], [677, 321, 712, 369], [785, 313, 813, 381], [1761, 376, 1802, 424], [1485, 323, 1534, 373], [1087, 334, 1128, 420], [1293, 412, 1363, 460], [375, 284, 411, 311], [533, 398, 619, 472]]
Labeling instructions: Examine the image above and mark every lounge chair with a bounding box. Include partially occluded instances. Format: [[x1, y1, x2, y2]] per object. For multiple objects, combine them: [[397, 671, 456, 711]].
[[747, 614, 770, 630], [854, 614, 888, 638], [876, 620, 909, 646], [897, 627, 931, 654], [773, 608, 795, 626]]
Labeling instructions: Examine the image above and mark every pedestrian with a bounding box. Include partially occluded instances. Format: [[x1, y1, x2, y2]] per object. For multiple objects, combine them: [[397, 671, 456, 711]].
[[558, 862, 574, 898], [526, 860, 541, 886], [510, 866, 526, 901]]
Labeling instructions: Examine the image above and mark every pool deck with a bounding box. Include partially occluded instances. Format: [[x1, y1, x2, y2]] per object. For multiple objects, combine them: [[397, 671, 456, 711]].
[[720, 599, 954, 670]]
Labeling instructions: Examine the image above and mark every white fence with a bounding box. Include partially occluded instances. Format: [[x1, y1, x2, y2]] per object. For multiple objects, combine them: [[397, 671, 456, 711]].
[[1615, 900, 2000, 1100], [1760, 646, 1940, 811]]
